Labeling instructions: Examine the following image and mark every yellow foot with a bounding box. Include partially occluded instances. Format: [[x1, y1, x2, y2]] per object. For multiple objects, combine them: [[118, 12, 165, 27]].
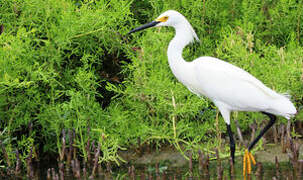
[[243, 149, 256, 176]]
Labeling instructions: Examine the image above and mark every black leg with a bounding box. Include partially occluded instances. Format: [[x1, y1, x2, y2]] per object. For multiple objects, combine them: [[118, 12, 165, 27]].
[[226, 123, 235, 163], [248, 112, 276, 151]]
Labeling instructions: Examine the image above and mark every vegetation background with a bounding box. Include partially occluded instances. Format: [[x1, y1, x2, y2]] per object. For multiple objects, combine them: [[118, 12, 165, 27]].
[[0, 0, 302, 173]]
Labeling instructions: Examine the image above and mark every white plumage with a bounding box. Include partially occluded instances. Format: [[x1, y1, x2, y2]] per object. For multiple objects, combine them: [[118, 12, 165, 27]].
[[155, 10, 297, 124]]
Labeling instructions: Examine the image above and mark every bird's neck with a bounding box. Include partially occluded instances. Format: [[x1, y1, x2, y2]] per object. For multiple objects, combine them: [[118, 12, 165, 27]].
[[167, 24, 195, 76]]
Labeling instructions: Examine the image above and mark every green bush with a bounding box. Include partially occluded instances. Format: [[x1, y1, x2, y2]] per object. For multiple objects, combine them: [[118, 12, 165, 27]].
[[0, 0, 133, 167], [0, 0, 302, 171]]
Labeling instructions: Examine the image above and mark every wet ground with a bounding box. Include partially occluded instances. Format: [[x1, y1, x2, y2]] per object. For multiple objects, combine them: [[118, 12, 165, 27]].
[[86, 159, 299, 179], [108, 142, 303, 179], [104, 161, 297, 179], [7, 141, 303, 179]]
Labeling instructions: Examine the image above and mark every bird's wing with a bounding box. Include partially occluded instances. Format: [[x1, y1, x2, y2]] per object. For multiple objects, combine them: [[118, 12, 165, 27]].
[[192, 56, 281, 111]]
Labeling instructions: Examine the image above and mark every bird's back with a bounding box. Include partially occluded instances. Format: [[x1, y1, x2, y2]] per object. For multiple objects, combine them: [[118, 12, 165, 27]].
[[189, 56, 296, 118]]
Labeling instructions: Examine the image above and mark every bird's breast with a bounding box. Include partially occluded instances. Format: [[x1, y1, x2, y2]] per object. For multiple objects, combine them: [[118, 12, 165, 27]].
[[170, 64, 208, 97]]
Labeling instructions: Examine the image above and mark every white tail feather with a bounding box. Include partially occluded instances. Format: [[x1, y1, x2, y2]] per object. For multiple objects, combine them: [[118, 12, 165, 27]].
[[269, 94, 297, 119]]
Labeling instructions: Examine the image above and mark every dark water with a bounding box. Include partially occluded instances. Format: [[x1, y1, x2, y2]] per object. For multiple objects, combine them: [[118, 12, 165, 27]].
[[7, 154, 300, 179], [58, 160, 299, 180]]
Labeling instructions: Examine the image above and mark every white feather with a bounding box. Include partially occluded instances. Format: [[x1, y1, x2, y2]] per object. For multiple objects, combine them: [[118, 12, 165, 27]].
[[159, 10, 297, 124]]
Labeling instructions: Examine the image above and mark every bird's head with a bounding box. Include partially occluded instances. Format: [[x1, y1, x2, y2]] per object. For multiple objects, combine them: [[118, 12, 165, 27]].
[[128, 10, 199, 42], [153, 10, 183, 27]]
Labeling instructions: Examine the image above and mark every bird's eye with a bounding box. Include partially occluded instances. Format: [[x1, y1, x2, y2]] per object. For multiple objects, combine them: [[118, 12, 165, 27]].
[[157, 16, 169, 22]]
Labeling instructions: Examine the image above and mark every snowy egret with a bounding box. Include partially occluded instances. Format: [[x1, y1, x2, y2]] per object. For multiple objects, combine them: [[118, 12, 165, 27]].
[[128, 10, 297, 175]]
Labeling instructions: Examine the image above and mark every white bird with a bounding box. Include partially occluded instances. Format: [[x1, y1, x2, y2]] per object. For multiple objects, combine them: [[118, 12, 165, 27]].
[[128, 10, 297, 175]]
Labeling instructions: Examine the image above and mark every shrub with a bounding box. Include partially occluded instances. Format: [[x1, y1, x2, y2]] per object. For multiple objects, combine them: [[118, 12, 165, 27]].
[[0, 0, 302, 172]]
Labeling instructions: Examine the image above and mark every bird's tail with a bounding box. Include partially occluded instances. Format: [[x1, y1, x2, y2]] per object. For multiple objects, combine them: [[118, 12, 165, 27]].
[[269, 93, 297, 119]]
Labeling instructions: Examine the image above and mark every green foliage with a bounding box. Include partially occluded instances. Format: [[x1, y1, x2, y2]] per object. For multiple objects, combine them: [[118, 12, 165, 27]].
[[0, 0, 133, 168], [0, 0, 302, 171]]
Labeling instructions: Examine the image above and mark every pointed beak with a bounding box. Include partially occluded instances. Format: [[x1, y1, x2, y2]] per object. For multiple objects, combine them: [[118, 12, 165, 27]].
[[128, 21, 160, 34]]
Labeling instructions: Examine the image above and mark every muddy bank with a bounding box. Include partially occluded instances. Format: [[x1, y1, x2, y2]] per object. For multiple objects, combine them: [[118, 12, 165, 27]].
[[120, 140, 303, 166]]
